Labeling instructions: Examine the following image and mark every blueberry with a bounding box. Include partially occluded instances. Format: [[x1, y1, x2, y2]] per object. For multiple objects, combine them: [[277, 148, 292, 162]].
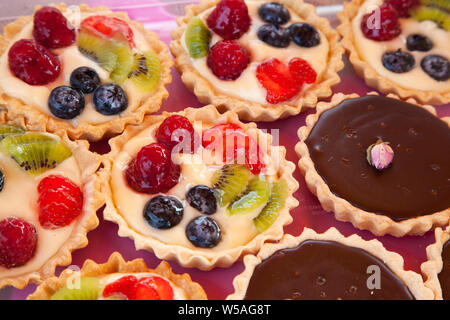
[[93, 84, 128, 115], [406, 34, 433, 52], [186, 185, 217, 215], [70, 66, 100, 94], [257, 24, 290, 48], [186, 216, 221, 248], [258, 2, 290, 25], [382, 49, 415, 73], [421, 55, 450, 81], [143, 195, 183, 229], [0, 170, 3, 192], [289, 23, 320, 48], [48, 86, 85, 119]]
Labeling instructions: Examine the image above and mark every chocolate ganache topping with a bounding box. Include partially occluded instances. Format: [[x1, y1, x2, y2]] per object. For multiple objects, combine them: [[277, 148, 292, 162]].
[[244, 240, 414, 300], [439, 240, 450, 300], [305, 95, 450, 221]]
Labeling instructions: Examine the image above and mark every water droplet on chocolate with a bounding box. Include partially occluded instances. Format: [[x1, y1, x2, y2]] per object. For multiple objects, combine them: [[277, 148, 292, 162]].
[[430, 164, 440, 171], [291, 291, 302, 299], [316, 276, 327, 286], [430, 189, 438, 196], [340, 157, 350, 165], [313, 144, 323, 153], [327, 156, 334, 163], [379, 122, 387, 128], [321, 135, 329, 142], [360, 172, 368, 179], [348, 285, 358, 294], [319, 291, 327, 298], [408, 128, 418, 136]]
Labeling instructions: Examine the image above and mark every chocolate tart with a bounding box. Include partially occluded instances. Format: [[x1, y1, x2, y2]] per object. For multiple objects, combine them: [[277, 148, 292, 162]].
[[27, 252, 207, 300], [228, 227, 434, 300], [421, 226, 450, 300], [295, 93, 450, 237]]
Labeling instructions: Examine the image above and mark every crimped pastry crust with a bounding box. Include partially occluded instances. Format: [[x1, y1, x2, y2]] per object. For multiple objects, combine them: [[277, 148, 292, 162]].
[[295, 92, 450, 237], [100, 105, 299, 270], [170, 0, 344, 121], [0, 4, 172, 141]]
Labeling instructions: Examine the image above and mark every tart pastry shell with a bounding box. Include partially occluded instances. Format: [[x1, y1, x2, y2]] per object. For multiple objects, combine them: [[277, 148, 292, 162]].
[[0, 4, 173, 141], [337, 0, 450, 105], [170, 0, 344, 122], [227, 227, 435, 300], [100, 105, 299, 270], [295, 92, 450, 237]]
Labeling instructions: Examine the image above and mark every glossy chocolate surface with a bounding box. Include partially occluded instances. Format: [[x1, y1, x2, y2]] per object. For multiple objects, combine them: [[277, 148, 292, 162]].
[[244, 240, 414, 300], [305, 96, 450, 221], [439, 239, 450, 300]]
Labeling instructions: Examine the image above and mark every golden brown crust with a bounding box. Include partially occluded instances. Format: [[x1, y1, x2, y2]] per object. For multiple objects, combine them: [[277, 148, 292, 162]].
[[100, 105, 299, 270], [0, 109, 103, 289], [27, 252, 208, 300], [170, 0, 344, 122], [227, 227, 435, 300], [421, 226, 450, 300], [337, 0, 450, 105], [0, 4, 172, 141], [295, 92, 450, 237]]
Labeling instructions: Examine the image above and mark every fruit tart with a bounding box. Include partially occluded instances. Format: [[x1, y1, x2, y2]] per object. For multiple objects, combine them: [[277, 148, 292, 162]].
[[27, 252, 207, 300], [227, 227, 434, 300], [421, 226, 450, 300], [295, 92, 450, 237], [170, 0, 343, 121], [0, 110, 102, 289], [0, 4, 172, 141], [100, 105, 298, 270], [338, 0, 450, 105]]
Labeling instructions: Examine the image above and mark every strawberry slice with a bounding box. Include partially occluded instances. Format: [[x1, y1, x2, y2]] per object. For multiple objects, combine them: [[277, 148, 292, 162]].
[[102, 275, 138, 299], [289, 57, 317, 86], [135, 276, 174, 300], [81, 15, 135, 47]]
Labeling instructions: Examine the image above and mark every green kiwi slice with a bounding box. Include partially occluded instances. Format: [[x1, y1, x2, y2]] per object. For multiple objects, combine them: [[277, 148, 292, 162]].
[[227, 176, 270, 216], [78, 30, 118, 72], [127, 51, 161, 92], [212, 165, 250, 206], [420, 0, 450, 12], [0, 124, 25, 140], [109, 43, 134, 84], [410, 6, 450, 30], [185, 17, 212, 59], [253, 179, 288, 233], [50, 277, 99, 300]]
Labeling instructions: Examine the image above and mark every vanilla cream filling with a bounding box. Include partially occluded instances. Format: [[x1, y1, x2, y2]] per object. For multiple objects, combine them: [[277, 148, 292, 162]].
[[0, 134, 82, 279], [0, 9, 155, 126], [352, 0, 450, 91], [181, 0, 330, 105]]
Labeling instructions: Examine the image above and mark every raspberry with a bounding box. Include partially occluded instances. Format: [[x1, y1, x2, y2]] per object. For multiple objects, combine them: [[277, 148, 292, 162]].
[[385, 0, 419, 17], [288, 58, 317, 85], [207, 40, 250, 80], [38, 175, 84, 229], [0, 217, 37, 268], [125, 143, 180, 194], [33, 6, 76, 49], [81, 15, 135, 47], [103, 275, 138, 299], [102, 275, 174, 300], [206, 0, 251, 40], [8, 39, 61, 85], [156, 115, 198, 153], [361, 4, 401, 41]]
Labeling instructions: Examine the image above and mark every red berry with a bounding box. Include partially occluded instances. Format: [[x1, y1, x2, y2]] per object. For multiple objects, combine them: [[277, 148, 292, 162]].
[[38, 175, 84, 229], [361, 4, 401, 41], [103, 275, 138, 299], [385, 0, 419, 17], [0, 217, 37, 268], [125, 143, 180, 194], [33, 6, 76, 49], [156, 115, 197, 153], [206, 0, 251, 40], [81, 15, 135, 47], [8, 39, 61, 85], [131, 277, 174, 300], [207, 40, 250, 80], [288, 58, 317, 86]]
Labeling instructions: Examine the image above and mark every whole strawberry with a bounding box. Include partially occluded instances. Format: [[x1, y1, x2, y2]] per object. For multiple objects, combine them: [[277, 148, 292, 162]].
[[207, 40, 250, 80], [207, 0, 251, 40]]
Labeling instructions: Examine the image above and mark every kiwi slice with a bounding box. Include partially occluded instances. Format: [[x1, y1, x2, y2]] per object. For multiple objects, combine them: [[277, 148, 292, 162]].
[[50, 277, 99, 300], [410, 6, 450, 30], [212, 165, 250, 206], [109, 43, 134, 84], [0, 124, 25, 140], [127, 51, 161, 92], [253, 179, 288, 233], [78, 30, 118, 72], [227, 176, 270, 216], [1, 133, 72, 175], [420, 0, 450, 12], [185, 17, 212, 59]]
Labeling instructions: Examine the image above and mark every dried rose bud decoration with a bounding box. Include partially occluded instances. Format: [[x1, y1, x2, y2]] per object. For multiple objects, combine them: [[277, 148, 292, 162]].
[[366, 139, 394, 170]]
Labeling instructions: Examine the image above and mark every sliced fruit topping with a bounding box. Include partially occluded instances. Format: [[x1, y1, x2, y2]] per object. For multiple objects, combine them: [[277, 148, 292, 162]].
[[410, 6, 450, 30], [421, 55, 450, 81], [8, 39, 61, 85], [0, 124, 25, 140], [0, 170, 3, 192], [420, 0, 450, 11], [227, 176, 270, 216], [360, 4, 401, 41], [382, 49, 415, 73], [186, 17, 212, 59], [258, 2, 290, 25], [289, 57, 318, 85], [207, 40, 250, 81], [48, 86, 85, 120], [125, 143, 180, 194], [385, 0, 419, 17], [109, 45, 134, 84], [103, 275, 174, 300], [103, 275, 138, 299], [93, 83, 128, 115], [257, 24, 291, 48], [78, 31, 118, 72], [186, 185, 218, 215], [33, 6, 76, 49], [289, 23, 320, 48], [206, 0, 251, 40], [38, 175, 84, 229], [186, 216, 221, 248], [156, 115, 197, 153], [81, 15, 135, 47], [143, 195, 184, 229], [253, 179, 287, 233], [212, 165, 250, 206], [406, 34, 433, 51], [0, 217, 37, 268], [50, 277, 99, 300], [1, 133, 72, 175], [127, 51, 161, 92]]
